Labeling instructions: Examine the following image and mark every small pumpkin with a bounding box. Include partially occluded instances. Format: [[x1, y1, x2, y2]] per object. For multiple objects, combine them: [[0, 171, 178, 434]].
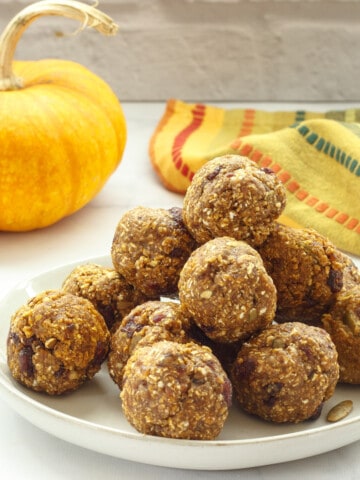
[[0, 0, 127, 231]]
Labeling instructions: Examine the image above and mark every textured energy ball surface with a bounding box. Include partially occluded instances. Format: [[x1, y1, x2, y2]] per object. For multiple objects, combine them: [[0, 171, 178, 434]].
[[231, 322, 339, 423], [182, 154, 287, 246], [111, 206, 197, 297], [178, 236, 276, 343], [120, 340, 232, 440], [108, 301, 191, 388], [257, 224, 347, 325], [62, 263, 148, 332], [322, 285, 360, 384], [7, 290, 110, 395]]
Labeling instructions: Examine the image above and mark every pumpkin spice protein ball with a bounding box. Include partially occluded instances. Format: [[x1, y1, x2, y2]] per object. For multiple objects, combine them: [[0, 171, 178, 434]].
[[7, 290, 110, 395], [322, 285, 360, 384], [257, 224, 346, 326], [182, 154, 287, 247], [108, 300, 191, 388], [111, 206, 197, 298], [62, 263, 148, 332], [178, 236, 277, 343], [120, 340, 232, 440], [231, 322, 339, 423], [340, 252, 360, 289]]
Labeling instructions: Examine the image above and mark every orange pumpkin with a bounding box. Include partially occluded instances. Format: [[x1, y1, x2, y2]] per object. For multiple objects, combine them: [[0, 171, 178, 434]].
[[0, 0, 127, 231]]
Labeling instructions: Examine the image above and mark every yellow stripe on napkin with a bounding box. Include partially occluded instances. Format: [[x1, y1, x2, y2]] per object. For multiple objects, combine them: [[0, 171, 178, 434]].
[[149, 100, 360, 255]]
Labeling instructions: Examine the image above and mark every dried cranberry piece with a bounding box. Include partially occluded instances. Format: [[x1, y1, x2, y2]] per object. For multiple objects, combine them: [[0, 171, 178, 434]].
[[233, 357, 257, 380], [206, 165, 222, 181], [261, 167, 275, 175], [222, 378, 233, 407], [18, 346, 34, 377], [121, 316, 144, 338], [327, 268, 343, 293], [152, 313, 166, 324]]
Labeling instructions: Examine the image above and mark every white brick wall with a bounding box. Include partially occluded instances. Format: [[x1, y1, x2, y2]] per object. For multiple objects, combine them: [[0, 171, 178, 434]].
[[0, 0, 360, 101]]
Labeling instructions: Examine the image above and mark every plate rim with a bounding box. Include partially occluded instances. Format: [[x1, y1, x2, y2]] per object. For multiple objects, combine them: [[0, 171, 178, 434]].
[[0, 254, 360, 470]]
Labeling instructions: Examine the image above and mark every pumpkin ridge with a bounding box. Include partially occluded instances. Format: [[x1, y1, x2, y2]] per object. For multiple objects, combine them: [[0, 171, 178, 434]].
[[24, 86, 81, 213], [0, 99, 69, 229], [14, 59, 127, 161], [25, 83, 120, 197]]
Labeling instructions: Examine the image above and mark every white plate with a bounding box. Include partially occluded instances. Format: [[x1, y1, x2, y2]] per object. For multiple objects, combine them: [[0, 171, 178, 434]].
[[0, 255, 359, 471]]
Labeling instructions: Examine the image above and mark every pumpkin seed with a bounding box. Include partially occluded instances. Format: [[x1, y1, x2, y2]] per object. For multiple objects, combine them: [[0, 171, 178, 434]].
[[272, 337, 286, 348], [45, 337, 57, 349], [344, 311, 360, 335], [326, 400, 353, 422]]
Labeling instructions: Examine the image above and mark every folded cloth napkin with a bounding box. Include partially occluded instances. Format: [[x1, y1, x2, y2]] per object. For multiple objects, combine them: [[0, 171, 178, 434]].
[[149, 99, 360, 256]]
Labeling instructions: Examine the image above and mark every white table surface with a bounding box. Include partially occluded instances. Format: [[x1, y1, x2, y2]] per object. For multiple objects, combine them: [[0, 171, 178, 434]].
[[0, 101, 359, 479]]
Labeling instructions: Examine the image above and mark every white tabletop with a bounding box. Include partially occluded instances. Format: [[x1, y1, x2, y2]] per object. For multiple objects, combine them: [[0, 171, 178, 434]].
[[0, 102, 359, 479]]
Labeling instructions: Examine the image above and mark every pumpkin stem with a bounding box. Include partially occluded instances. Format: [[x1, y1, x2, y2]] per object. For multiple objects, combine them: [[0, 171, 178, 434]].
[[0, 0, 118, 91]]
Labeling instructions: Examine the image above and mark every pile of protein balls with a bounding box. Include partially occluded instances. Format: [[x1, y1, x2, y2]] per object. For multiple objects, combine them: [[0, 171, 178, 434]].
[[7, 155, 360, 440]]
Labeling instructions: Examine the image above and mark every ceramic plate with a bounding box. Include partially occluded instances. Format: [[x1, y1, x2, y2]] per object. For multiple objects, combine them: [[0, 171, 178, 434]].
[[0, 255, 359, 470]]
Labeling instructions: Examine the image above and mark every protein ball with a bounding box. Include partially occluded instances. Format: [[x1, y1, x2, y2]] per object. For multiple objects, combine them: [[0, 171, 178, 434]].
[[178, 237, 277, 343], [120, 340, 232, 440], [111, 206, 197, 298], [7, 290, 110, 395], [339, 252, 360, 289], [231, 322, 339, 423], [62, 263, 149, 332], [322, 285, 360, 384], [257, 224, 346, 326], [182, 154, 287, 247], [108, 300, 191, 388]]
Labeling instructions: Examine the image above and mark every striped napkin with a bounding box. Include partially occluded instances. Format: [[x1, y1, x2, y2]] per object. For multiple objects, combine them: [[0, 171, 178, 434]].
[[149, 99, 360, 256]]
